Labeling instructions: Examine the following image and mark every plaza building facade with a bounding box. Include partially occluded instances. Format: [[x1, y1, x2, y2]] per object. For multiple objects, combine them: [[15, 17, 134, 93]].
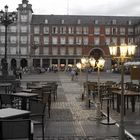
[[0, 0, 140, 71]]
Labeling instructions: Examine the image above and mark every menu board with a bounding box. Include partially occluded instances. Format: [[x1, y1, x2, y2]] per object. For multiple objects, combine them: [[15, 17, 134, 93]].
[[130, 67, 140, 80]]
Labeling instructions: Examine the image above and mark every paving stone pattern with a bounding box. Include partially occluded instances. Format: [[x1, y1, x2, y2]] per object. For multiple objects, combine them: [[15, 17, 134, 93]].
[[21, 72, 140, 140]]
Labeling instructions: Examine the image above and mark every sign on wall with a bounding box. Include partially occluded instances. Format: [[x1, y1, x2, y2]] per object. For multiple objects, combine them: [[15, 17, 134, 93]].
[[130, 67, 140, 80]]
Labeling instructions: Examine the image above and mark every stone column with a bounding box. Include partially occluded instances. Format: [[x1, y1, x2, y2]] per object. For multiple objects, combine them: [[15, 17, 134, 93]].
[[58, 59, 60, 71]]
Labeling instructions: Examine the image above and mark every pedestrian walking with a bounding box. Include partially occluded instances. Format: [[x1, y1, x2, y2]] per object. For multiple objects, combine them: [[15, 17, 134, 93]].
[[75, 70, 78, 80], [70, 69, 75, 81]]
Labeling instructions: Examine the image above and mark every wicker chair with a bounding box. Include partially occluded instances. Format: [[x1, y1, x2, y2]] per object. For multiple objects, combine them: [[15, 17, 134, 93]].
[[0, 119, 33, 140], [29, 99, 46, 140]]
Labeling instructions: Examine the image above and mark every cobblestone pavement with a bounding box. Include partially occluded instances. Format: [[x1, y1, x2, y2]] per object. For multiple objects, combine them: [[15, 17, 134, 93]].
[[21, 72, 140, 140]]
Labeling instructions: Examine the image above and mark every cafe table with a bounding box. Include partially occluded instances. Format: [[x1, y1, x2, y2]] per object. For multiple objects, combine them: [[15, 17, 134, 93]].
[[112, 90, 140, 114], [27, 85, 42, 90], [21, 88, 33, 93], [0, 108, 30, 119], [0, 83, 12, 94], [11, 92, 38, 110]]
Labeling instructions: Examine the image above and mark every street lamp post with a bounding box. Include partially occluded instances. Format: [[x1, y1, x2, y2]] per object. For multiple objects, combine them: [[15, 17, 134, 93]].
[[109, 43, 137, 140], [0, 5, 17, 79], [81, 57, 90, 82], [90, 57, 105, 119], [80, 56, 105, 116], [81, 57, 93, 106], [76, 62, 83, 99]]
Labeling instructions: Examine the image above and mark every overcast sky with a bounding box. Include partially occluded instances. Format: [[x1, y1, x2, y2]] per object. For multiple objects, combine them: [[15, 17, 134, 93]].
[[0, 0, 140, 16]]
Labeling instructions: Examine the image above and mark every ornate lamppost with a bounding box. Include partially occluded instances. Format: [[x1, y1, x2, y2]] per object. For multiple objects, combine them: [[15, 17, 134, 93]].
[[80, 56, 94, 106], [76, 62, 83, 99], [90, 57, 105, 119], [109, 43, 137, 140], [0, 5, 17, 79], [79, 56, 105, 117]]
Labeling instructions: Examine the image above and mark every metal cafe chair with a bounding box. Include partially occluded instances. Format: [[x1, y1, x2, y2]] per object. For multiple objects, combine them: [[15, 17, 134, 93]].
[[29, 99, 46, 140], [51, 83, 58, 101], [46, 82, 58, 101], [0, 119, 33, 140], [0, 94, 19, 109], [42, 85, 52, 118]]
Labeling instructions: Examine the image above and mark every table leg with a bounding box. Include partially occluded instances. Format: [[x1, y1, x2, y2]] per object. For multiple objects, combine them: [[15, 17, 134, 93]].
[[21, 98, 27, 110], [48, 93, 51, 118], [124, 96, 126, 115], [117, 94, 120, 113], [131, 96, 136, 112], [112, 93, 115, 109], [126, 96, 129, 109]]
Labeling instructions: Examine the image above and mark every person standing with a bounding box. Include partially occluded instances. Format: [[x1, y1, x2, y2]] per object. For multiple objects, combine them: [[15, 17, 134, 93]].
[[19, 67, 22, 79], [75, 70, 78, 80], [70, 69, 75, 81]]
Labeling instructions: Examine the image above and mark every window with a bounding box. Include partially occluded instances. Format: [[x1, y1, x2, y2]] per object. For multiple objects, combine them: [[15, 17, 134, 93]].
[[10, 26, 16, 32], [43, 26, 49, 34], [34, 26, 40, 34], [10, 47, 16, 55], [128, 27, 133, 35], [68, 36, 74, 45], [128, 20, 132, 25], [120, 37, 125, 44], [76, 47, 82, 55], [105, 27, 110, 35], [0, 26, 5, 32], [128, 38, 133, 43], [60, 48, 66, 55], [94, 37, 99, 45], [21, 36, 27, 44], [112, 37, 117, 44], [0, 36, 5, 43], [52, 48, 58, 55], [112, 27, 117, 35], [52, 26, 58, 34], [77, 19, 81, 24], [45, 19, 48, 24], [135, 27, 139, 34], [68, 48, 74, 55], [10, 36, 16, 44], [21, 26, 27, 33], [60, 26, 66, 34], [43, 37, 49, 44], [94, 27, 100, 35], [76, 36, 82, 45], [60, 36, 66, 45], [105, 37, 110, 45], [120, 27, 125, 35], [21, 15, 27, 22], [112, 19, 116, 25], [83, 37, 88, 45], [136, 26, 140, 34], [83, 27, 88, 34], [68, 27, 74, 34], [61, 19, 64, 24], [34, 36, 40, 44], [76, 26, 82, 34], [135, 37, 139, 44], [94, 20, 98, 24], [52, 36, 58, 44]]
